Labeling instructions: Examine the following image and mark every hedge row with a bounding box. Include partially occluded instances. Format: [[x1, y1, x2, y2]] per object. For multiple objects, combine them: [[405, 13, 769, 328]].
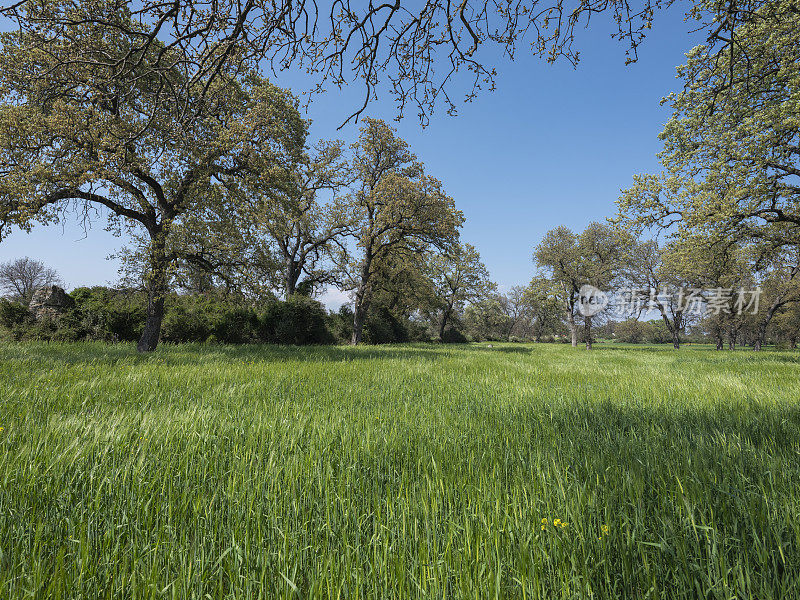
[[0, 287, 433, 345]]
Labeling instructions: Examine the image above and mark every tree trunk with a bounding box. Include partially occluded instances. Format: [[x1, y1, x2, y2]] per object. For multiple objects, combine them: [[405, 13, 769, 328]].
[[567, 310, 577, 347], [715, 333, 724, 350], [351, 298, 369, 345], [284, 259, 301, 299], [659, 309, 682, 350], [351, 254, 374, 346], [584, 315, 593, 350], [438, 305, 452, 341], [753, 318, 769, 351], [754, 294, 787, 351], [137, 231, 168, 353]]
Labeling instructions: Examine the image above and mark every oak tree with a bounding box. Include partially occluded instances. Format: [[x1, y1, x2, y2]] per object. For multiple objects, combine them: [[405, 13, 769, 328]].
[[340, 119, 463, 344], [0, 9, 306, 351]]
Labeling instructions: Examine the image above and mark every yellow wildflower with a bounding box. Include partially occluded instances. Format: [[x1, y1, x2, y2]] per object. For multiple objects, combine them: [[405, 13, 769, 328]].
[[554, 519, 561, 526]]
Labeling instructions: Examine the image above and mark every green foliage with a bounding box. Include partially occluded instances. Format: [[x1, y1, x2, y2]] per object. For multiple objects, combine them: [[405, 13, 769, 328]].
[[342, 118, 464, 344], [4, 288, 342, 346], [617, 1, 800, 254], [259, 296, 334, 345], [328, 305, 355, 343], [440, 327, 468, 343], [0, 299, 30, 330], [0, 5, 308, 351], [462, 296, 513, 341], [70, 287, 147, 342], [613, 319, 673, 344], [363, 305, 410, 345]]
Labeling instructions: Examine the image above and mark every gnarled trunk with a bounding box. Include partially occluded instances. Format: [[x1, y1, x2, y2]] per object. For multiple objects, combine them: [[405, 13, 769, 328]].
[[351, 298, 369, 345], [137, 230, 168, 353], [715, 332, 724, 350], [350, 254, 373, 346], [284, 258, 301, 299], [728, 324, 737, 350]]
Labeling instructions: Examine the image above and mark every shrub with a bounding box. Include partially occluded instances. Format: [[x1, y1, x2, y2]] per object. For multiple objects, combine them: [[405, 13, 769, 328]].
[[162, 294, 261, 344], [259, 296, 334, 345], [615, 319, 646, 344], [363, 305, 409, 344], [161, 303, 212, 343], [441, 327, 468, 344], [329, 305, 354, 343], [0, 299, 31, 330], [70, 287, 146, 341]]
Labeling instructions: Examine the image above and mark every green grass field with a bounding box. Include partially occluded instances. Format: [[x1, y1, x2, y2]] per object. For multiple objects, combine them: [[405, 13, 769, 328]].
[[1, 342, 800, 599]]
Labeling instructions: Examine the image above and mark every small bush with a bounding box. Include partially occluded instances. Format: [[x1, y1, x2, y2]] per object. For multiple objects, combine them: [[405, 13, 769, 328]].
[[259, 296, 334, 345], [162, 294, 261, 344], [0, 299, 31, 329], [363, 306, 409, 344], [329, 305, 354, 343], [441, 327, 468, 344], [70, 287, 146, 341]]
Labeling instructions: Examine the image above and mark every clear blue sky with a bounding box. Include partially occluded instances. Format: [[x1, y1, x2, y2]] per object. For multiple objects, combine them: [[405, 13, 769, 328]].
[[0, 7, 701, 303]]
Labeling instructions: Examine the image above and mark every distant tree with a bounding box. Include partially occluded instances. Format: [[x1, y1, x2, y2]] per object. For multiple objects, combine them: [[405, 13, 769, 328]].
[[771, 299, 800, 349], [498, 286, 530, 340], [576, 223, 632, 349], [0, 13, 306, 351], [682, 238, 753, 350], [463, 295, 513, 341], [749, 249, 800, 351], [427, 242, 495, 340], [340, 119, 463, 344], [0, 257, 62, 305], [523, 278, 566, 342], [535, 223, 630, 349], [622, 239, 703, 349], [534, 226, 583, 347]]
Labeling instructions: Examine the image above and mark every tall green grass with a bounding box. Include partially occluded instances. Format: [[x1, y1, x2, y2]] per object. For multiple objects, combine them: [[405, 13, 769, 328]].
[[1, 341, 799, 598]]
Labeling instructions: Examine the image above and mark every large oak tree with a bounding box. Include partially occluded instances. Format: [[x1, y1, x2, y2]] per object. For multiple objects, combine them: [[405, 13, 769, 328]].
[[0, 4, 306, 351]]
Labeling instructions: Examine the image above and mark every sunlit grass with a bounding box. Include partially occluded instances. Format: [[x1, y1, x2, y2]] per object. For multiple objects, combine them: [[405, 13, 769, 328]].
[[1, 341, 799, 598]]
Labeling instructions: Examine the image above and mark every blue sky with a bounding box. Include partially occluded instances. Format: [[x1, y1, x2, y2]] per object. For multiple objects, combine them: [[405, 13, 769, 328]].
[[0, 7, 701, 305]]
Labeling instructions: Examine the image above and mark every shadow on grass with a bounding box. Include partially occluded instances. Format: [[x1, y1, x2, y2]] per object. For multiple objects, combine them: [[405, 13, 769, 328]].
[[0, 341, 455, 367], [4, 339, 799, 368]]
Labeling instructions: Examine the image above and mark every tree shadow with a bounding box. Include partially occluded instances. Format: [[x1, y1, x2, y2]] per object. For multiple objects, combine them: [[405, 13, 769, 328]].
[[0, 341, 452, 367]]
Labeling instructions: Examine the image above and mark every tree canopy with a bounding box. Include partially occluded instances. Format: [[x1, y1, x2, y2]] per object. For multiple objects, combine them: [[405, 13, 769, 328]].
[[0, 8, 307, 350], [0, 0, 783, 125]]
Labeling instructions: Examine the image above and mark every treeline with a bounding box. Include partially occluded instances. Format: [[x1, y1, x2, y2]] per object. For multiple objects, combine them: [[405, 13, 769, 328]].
[[2, 1, 799, 351], [0, 284, 544, 345], [531, 222, 800, 351]]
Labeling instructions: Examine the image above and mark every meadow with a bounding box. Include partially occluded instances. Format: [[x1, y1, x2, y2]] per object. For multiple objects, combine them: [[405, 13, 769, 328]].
[[1, 341, 799, 599]]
